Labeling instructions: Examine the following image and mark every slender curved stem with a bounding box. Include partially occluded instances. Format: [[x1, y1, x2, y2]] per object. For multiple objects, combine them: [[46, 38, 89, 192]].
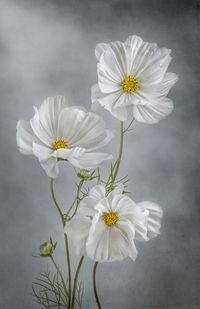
[[50, 178, 71, 309], [50, 178, 64, 227], [66, 179, 84, 219], [64, 234, 71, 309], [93, 262, 102, 309], [123, 117, 134, 133], [113, 121, 124, 183], [50, 256, 69, 305], [71, 256, 84, 309]]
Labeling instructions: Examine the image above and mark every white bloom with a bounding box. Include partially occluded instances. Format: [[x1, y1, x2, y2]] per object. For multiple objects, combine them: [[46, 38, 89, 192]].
[[91, 35, 178, 123], [65, 184, 162, 262], [16, 96, 113, 178]]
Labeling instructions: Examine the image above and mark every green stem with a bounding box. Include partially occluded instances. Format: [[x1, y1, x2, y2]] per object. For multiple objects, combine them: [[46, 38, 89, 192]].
[[50, 178, 64, 227], [113, 121, 124, 183], [50, 178, 71, 309], [93, 262, 102, 309], [71, 256, 84, 309], [50, 255, 69, 305], [65, 234, 72, 309], [123, 117, 134, 133], [66, 180, 84, 219]]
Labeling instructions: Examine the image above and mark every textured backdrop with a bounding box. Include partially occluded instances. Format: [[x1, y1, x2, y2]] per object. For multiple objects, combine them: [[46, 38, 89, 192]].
[[0, 0, 200, 308]]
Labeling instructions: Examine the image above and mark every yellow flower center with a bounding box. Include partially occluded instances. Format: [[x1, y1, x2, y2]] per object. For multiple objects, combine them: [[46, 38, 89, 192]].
[[52, 140, 69, 150], [122, 75, 140, 93], [103, 212, 118, 227]]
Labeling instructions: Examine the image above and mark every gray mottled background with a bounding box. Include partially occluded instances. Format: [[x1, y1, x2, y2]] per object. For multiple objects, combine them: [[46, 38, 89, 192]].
[[0, 0, 200, 308]]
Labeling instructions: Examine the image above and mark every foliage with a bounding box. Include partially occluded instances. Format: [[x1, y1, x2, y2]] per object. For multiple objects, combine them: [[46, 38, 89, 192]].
[[32, 266, 83, 309]]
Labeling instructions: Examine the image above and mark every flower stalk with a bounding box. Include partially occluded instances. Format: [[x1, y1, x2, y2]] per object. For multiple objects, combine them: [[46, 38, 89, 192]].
[[66, 179, 84, 220], [50, 178, 65, 227], [50, 178, 71, 309], [93, 262, 102, 309], [112, 121, 124, 183], [71, 256, 85, 309]]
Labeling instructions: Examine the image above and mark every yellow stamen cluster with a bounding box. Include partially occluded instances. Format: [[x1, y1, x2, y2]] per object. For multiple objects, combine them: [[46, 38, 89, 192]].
[[52, 140, 69, 150], [122, 75, 140, 93], [103, 212, 118, 227]]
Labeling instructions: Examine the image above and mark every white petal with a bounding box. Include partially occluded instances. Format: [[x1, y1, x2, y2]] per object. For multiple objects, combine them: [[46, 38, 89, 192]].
[[109, 193, 149, 241], [98, 64, 122, 93], [32, 142, 58, 178], [65, 218, 91, 255], [86, 213, 107, 261], [97, 41, 129, 93], [16, 120, 37, 155], [30, 107, 54, 146], [135, 225, 148, 241], [86, 213, 132, 262], [91, 84, 103, 105], [58, 107, 113, 151], [70, 113, 112, 150], [37, 96, 68, 138], [138, 201, 163, 239], [91, 83, 126, 111], [95, 42, 108, 60], [87, 129, 114, 151], [124, 35, 145, 75], [68, 151, 112, 170], [117, 219, 138, 260], [41, 157, 59, 178], [54, 147, 85, 160], [69, 111, 103, 147], [117, 218, 135, 240], [129, 41, 158, 76], [147, 217, 162, 238], [57, 108, 86, 143], [124, 35, 144, 59], [130, 90, 152, 106], [127, 240, 138, 261], [53, 95, 69, 107], [94, 198, 112, 213], [140, 72, 178, 98], [32, 142, 52, 159], [136, 48, 172, 85], [110, 92, 133, 109], [139, 201, 163, 218], [80, 187, 107, 216], [129, 214, 148, 242], [118, 209, 148, 242], [133, 97, 174, 124], [109, 194, 137, 214], [91, 83, 117, 114], [76, 197, 98, 217], [89, 184, 106, 201], [136, 42, 171, 74], [110, 105, 128, 121], [154, 72, 179, 97]]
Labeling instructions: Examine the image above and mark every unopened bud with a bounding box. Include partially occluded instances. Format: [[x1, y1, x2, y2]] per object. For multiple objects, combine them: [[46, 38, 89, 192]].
[[78, 169, 92, 180], [39, 240, 56, 257]]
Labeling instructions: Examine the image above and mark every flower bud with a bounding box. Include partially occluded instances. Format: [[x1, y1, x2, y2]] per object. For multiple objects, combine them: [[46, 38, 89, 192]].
[[39, 241, 56, 257], [78, 169, 92, 180]]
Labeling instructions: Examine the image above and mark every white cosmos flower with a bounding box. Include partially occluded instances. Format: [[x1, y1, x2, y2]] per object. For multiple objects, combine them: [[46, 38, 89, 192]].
[[16, 96, 113, 178], [91, 35, 178, 123], [65, 184, 162, 263]]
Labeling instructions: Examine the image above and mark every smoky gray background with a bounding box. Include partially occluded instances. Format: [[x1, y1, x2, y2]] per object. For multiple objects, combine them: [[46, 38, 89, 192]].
[[0, 0, 199, 308]]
